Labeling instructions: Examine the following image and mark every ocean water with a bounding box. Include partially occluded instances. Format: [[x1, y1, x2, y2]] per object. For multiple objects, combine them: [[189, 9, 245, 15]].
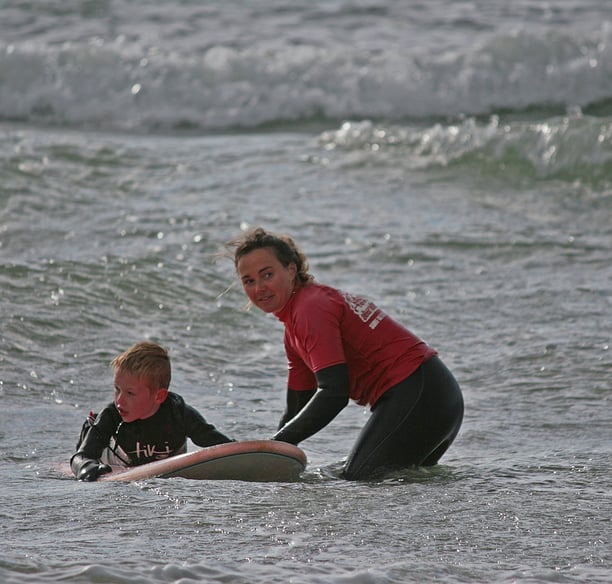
[[1, 1, 611, 583]]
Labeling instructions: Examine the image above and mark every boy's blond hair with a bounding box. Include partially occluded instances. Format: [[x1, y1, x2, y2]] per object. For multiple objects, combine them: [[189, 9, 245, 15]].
[[111, 342, 171, 392]]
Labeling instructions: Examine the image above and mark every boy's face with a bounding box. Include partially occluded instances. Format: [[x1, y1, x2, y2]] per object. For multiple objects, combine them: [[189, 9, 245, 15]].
[[113, 370, 168, 423]]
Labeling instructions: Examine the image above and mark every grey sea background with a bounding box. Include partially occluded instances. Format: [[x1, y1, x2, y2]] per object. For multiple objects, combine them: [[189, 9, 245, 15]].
[[1, 1, 610, 582]]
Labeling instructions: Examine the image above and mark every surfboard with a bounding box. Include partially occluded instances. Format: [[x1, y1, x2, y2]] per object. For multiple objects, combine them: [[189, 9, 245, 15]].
[[99, 440, 307, 483]]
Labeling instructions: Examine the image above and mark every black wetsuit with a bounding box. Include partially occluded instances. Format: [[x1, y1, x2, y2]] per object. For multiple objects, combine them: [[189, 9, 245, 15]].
[[343, 355, 464, 479], [71, 391, 232, 480], [274, 356, 464, 480]]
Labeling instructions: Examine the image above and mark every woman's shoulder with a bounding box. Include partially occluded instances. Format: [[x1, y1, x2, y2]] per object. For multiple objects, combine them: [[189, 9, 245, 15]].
[[294, 283, 345, 310], [291, 284, 346, 325], [298, 283, 343, 301]]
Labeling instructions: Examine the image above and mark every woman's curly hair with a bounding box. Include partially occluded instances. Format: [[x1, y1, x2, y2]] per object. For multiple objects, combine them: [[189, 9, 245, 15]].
[[228, 227, 314, 287]]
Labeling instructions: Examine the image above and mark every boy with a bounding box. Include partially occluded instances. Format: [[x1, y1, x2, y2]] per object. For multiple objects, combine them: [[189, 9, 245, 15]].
[[70, 341, 233, 481]]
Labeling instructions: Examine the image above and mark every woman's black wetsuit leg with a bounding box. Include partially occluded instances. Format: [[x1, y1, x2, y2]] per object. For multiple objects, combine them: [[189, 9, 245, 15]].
[[343, 356, 464, 480]]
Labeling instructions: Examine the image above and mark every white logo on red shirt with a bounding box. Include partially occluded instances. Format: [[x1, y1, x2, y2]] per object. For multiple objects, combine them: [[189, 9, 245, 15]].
[[343, 292, 385, 329]]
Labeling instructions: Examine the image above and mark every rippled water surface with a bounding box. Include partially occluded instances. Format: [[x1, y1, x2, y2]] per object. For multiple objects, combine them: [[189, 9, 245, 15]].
[[1, 1, 611, 582]]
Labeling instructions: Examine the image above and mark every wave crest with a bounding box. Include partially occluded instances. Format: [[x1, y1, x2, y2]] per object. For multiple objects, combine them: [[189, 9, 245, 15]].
[[2, 23, 612, 132]]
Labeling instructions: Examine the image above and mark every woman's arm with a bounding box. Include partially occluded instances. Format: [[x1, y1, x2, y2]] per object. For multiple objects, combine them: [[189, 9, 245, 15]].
[[273, 363, 349, 445], [278, 388, 316, 429]]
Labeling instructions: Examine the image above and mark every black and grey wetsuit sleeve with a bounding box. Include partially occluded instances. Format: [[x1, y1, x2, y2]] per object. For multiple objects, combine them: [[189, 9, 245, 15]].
[[183, 404, 234, 447], [70, 407, 119, 480], [273, 363, 349, 445]]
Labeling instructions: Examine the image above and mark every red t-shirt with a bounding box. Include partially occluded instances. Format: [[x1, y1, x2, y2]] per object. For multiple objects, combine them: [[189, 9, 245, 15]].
[[275, 284, 437, 407]]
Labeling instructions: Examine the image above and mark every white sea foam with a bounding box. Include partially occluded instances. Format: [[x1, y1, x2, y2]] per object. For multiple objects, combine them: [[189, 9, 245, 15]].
[[1, 2, 611, 130]]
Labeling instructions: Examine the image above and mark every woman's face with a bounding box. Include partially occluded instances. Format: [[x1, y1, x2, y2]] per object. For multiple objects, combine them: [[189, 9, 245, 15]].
[[237, 247, 297, 314]]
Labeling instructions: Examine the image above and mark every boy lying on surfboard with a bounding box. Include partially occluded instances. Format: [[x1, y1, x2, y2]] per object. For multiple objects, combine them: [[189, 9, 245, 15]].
[[70, 341, 233, 481]]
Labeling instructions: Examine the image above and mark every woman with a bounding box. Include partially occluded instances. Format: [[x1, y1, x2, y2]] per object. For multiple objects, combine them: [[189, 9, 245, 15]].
[[229, 227, 464, 480]]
